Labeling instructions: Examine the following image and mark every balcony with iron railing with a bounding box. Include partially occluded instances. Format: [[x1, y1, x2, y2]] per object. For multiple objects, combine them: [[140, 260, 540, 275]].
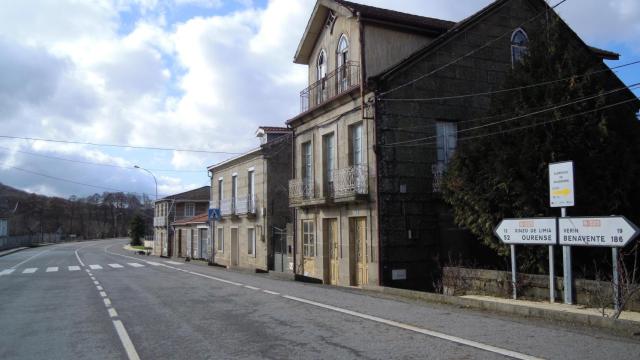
[[300, 61, 360, 113], [220, 198, 234, 216], [153, 216, 166, 227], [289, 178, 319, 207], [235, 195, 258, 216], [330, 164, 368, 201], [432, 163, 445, 193]]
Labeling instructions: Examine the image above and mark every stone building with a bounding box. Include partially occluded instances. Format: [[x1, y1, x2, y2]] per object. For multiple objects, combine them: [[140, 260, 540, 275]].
[[208, 127, 292, 272], [172, 213, 210, 260], [153, 186, 210, 257], [289, 0, 635, 290]]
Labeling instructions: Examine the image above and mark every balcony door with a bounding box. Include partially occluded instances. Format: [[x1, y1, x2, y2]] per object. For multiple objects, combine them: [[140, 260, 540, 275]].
[[248, 170, 255, 213], [323, 133, 335, 197], [302, 142, 313, 197], [231, 175, 238, 213], [316, 50, 327, 104], [337, 35, 349, 92]]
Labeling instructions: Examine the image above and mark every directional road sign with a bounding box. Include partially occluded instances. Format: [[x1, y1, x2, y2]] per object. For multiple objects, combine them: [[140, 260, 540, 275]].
[[549, 161, 575, 208], [494, 218, 557, 245], [558, 216, 639, 247]]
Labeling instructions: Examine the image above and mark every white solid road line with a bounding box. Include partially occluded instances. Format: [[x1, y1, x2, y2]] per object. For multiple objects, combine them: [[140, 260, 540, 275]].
[[10, 249, 50, 269], [68, 266, 81, 271], [89, 265, 103, 270], [22, 268, 38, 274], [46, 267, 59, 273], [127, 263, 144, 268], [282, 295, 543, 360], [113, 320, 141, 360], [0, 269, 16, 276], [108, 308, 118, 318], [108, 263, 124, 268]]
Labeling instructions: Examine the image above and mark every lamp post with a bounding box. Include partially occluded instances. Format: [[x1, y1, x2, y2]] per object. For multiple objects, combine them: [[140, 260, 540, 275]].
[[135, 165, 159, 252], [134, 165, 158, 201]]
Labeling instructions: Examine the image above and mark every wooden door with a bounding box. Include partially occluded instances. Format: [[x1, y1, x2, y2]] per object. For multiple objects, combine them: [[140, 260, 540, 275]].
[[325, 219, 339, 285], [351, 217, 367, 286], [231, 228, 239, 267]]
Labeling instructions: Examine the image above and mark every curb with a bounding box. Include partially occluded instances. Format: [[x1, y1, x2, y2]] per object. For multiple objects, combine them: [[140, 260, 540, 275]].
[[0, 247, 30, 257], [361, 285, 640, 338]]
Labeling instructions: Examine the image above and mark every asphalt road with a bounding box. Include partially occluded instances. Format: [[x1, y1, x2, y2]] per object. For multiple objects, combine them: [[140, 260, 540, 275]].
[[1, 239, 638, 360]]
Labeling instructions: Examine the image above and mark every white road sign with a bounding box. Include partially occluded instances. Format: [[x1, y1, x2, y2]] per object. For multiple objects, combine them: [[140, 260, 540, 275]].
[[558, 217, 639, 247], [549, 161, 574, 208], [494, 218, 557, 245]]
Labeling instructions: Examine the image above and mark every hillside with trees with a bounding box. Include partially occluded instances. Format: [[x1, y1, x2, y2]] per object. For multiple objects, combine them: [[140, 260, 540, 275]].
[[0, 182, 153, 240]]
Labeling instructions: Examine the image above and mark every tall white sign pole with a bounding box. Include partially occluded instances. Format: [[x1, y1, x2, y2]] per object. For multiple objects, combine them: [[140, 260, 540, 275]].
[[510, 244, 517, 300], [612, 248, 619, 311], [549, 244, 555, 303], [549, 161, 575, 305]]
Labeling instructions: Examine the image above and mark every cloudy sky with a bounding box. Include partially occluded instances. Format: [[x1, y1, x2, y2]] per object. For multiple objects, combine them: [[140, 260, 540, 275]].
[[0, 0, 638, 199]]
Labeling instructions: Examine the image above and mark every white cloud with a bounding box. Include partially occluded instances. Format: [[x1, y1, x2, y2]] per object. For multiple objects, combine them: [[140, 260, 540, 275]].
[[0, 0, 637, 198]]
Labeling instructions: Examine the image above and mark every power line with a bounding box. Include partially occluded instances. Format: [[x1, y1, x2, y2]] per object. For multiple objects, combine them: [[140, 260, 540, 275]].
[[379, 59, 640, 102], [0, 146, 205, 173], [5, 165, 172, 197], [378, 0, 570, 98], [0, 135, 244, 155], [379, 82, 640, 147], [387, 97, 639, 148]]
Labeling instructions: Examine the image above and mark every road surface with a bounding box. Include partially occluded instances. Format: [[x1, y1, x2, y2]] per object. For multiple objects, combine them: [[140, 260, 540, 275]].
[[0, 239, 638, 359]]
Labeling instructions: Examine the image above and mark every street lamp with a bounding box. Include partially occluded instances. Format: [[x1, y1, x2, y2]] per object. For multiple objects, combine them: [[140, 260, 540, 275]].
[[134, 165, 158, 201]]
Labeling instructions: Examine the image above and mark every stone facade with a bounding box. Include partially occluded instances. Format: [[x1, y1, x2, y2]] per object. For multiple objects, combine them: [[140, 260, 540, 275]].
[[209, 128, 292, 272], [172, 214, 210, 260], [369, 0, 631, 290], [152, 187, 210, 257]]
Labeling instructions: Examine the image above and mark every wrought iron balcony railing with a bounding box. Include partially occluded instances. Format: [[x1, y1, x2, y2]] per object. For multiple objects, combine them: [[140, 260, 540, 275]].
[[432, 163, 446, 193], [153, 216, 166, 227], [235, 195, 257, 215], [220, 198, 234, 216], [300, 61, 360, 113], [289, 178, 315, 203], [330, 164, 368, 198]]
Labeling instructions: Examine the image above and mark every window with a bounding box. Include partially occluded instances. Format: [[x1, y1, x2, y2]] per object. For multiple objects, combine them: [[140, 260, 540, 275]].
[[248, 170, 254, 199], [436, 121, 458, 166], [337, 35, 349, 91], [217, 227, 224, 252], [247, 228, 256, 257], [350, 123, 363, 166], [511, 28, 529, 65], [302, 141, 313, 190], [231, 175, 238, 212], [317, 50, 327, 104], [184, 203, 195, 217], [323, 133, 335, 189], [302, 220, 315, 257], [217, 178, 223, 208]]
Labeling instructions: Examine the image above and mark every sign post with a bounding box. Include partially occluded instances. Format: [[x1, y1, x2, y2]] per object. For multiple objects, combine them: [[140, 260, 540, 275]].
[[549, 161, 575, 305], [558, 216, 639, 309], [495, 218, 557, 300]]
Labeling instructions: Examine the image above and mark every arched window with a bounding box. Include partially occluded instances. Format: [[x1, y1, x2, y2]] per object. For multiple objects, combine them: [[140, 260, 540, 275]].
[[511, 28, 529, 66], [316, 50, 327, 104], [337, 35, 349, 91]]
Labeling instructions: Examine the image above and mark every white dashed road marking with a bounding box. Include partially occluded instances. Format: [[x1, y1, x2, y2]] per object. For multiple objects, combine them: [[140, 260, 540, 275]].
[[0, 269, 15, 276], [99, 291, 107, 298], [244, 285, 260, 290], [104, 298, 111, 306], [146, 261, 161, 266], [109, 264, 124, 268], [127, 263, 144, 268], [97, 285, 103, 291], [68, 266, 81, 271], [108, 308, 118, 318], [22, 268, 38, 274], [46, 267, 59, 273], [263, 290, 280, 295], [89, 265, 103, 270], [164, 261, 182, 265]]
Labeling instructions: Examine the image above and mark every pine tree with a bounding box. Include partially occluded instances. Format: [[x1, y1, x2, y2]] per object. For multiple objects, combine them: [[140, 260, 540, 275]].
[[129, 214, 145, 246]]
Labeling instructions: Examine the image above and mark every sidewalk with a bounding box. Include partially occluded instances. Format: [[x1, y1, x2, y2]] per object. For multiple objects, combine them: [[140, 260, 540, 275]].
[[463, 295, 640, 323], [0, 247, 29, 257]]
